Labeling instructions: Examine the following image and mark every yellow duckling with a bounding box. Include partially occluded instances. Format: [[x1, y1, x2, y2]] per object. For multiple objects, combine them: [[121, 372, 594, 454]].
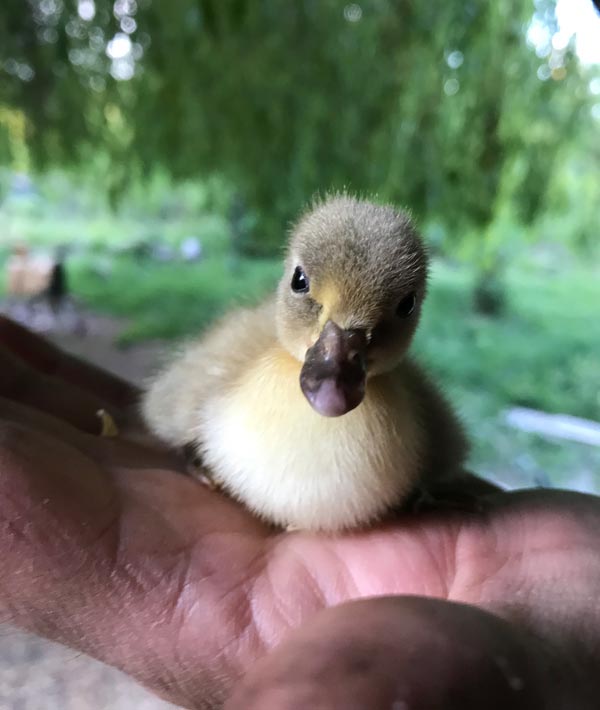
[[142, 196, 468, 531]]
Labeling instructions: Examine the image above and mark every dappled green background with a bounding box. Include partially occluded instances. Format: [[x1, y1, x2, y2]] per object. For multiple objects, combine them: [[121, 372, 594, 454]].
[[0, 0, 599, 489]]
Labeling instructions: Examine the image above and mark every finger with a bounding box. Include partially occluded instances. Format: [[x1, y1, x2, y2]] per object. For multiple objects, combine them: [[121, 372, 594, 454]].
[[226, 596, 545, 710], [0, 396, 186, 472], [0, 316, 139, 409], [0, 346, 127, 434]]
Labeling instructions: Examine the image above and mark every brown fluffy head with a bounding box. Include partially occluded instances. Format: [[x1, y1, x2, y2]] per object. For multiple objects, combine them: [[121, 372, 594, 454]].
[[276, 195, 428, 377]]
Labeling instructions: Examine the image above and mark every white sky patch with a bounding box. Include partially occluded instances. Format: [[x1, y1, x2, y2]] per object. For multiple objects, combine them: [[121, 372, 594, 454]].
[[106, 32, 132, 60], [110, 57, 134, 80], [78, 0, 96, 22], [527, 19, 551, 55], [121, 16, 137, 34], [555, 0, 600, 65]]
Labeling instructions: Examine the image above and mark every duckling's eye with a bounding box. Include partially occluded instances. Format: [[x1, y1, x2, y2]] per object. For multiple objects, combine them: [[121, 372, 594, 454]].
[[396, 292, 416, 318], [291, 266, 310, 294]]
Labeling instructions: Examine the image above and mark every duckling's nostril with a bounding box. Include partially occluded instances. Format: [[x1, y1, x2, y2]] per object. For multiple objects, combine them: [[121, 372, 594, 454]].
[[348, 350, 363, 367]]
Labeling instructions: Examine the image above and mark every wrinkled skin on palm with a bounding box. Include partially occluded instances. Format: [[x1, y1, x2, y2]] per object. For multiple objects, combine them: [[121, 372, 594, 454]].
[[1, 317, 600, 709]]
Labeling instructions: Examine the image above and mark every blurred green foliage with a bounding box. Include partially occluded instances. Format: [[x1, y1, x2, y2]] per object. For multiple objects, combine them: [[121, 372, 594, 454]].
[[1, 0, 598, 254]]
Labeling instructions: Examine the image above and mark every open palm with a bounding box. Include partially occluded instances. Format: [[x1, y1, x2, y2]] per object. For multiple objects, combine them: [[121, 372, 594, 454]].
[[1, 317, 599, 710]]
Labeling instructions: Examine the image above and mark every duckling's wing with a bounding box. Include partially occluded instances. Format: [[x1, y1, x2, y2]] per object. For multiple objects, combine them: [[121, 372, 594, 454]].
[[141, 298, 277, 447], [401, 358, 469, 480]]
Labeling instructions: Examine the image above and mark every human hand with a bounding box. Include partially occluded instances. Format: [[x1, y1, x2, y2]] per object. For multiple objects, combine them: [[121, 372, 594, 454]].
[[1, 317, 599, 709]]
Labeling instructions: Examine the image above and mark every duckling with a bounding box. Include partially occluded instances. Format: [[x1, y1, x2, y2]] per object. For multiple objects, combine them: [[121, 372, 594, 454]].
[[142, 195, 468, 532]]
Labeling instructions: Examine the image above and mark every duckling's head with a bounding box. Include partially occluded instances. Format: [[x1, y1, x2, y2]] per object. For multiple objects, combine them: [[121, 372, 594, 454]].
[[276, 195, 428, 417]]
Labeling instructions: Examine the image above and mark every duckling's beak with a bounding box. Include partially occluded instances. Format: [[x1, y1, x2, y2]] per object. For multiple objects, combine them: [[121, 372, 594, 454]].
[[300, 320, 368, 417]]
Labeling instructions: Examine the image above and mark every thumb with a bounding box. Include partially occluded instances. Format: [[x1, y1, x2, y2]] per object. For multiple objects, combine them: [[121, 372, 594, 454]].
[[225, 596, 544, 710]]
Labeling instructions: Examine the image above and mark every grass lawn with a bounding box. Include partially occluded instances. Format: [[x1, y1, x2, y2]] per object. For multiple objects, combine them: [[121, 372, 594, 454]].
[[1, 204, 599, 492]]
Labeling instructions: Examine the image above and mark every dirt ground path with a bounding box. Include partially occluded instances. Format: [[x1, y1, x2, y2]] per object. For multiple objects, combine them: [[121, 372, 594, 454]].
[[2, 302, 168, 384]]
